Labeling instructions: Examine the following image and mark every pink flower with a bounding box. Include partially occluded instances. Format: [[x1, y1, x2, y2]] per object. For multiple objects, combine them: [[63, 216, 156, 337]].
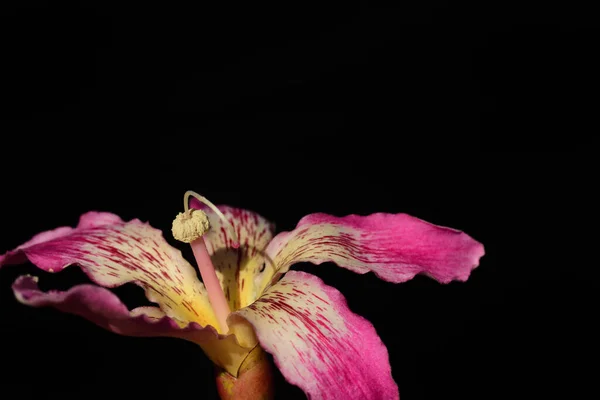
[[0, 194, 484, 399]]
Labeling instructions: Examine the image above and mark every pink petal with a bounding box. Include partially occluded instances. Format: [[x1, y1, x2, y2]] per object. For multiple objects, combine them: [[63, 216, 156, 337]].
[[233, 270, 399, 400], [12, 275, 213, 339], [13, 275, 255, 376], [0, 211, 219, 328], [190, 199, 276, 309], [264, 212, 485, 284]]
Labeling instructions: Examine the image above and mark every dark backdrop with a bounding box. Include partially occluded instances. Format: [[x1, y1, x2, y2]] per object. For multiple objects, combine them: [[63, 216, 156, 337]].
[[1, 2, 595, 399]]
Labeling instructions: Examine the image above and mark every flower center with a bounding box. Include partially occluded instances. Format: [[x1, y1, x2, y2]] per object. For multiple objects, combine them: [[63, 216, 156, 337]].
[[172, 191, 239, 334]]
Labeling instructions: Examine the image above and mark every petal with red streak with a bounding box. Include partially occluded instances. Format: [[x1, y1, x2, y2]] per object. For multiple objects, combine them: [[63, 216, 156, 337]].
[[0, 211, 219, 328], [233, 271, 399, 400], [190, 199, 275, 310], [262, 213, 485, 290], [12, 275, 256, 376], [13, 275, 205, 337]]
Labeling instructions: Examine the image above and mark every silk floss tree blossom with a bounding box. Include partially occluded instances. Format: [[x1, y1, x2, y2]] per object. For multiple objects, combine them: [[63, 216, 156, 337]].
[[0, 191, 485, 399]]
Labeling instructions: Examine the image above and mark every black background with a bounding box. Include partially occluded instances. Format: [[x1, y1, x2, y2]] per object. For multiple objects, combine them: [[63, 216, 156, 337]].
[[0, 2, 596, 399]]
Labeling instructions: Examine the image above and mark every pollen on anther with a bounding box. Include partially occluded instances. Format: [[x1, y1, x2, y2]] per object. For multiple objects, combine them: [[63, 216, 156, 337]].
[[172, 209, 211, 243]]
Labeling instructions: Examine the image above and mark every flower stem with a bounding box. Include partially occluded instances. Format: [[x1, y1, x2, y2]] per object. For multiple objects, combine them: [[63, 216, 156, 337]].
[[215, 347, 274, 400]]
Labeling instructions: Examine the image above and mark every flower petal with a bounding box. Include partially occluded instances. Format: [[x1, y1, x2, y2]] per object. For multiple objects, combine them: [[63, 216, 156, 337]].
[[190, 199, 276, 309], [13, 275, 198, 336], [261, 213, 485, 288], [232, 271, 398, 400], [12, 275, 255, 376], [0, 211, 219, 328]]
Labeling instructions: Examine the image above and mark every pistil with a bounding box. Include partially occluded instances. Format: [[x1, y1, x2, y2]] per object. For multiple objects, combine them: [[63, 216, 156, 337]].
[[172, 191, 239, 333]]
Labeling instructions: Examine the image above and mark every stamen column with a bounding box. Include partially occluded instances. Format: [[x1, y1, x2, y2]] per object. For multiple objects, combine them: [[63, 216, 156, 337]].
[[172, 208, 231, 333]]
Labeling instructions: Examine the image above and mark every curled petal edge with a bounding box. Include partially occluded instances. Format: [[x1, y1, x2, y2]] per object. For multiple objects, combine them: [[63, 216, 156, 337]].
[[12, 275, 258, 376]]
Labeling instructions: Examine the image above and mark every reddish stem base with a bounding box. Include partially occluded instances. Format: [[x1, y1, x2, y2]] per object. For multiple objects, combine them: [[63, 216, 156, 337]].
[[215, 347, 274, 400]]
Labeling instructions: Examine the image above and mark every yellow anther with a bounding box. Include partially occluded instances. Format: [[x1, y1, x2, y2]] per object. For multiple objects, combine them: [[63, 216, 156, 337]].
[[172, 209, 211, 243], [183, 190, 240, 248]]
